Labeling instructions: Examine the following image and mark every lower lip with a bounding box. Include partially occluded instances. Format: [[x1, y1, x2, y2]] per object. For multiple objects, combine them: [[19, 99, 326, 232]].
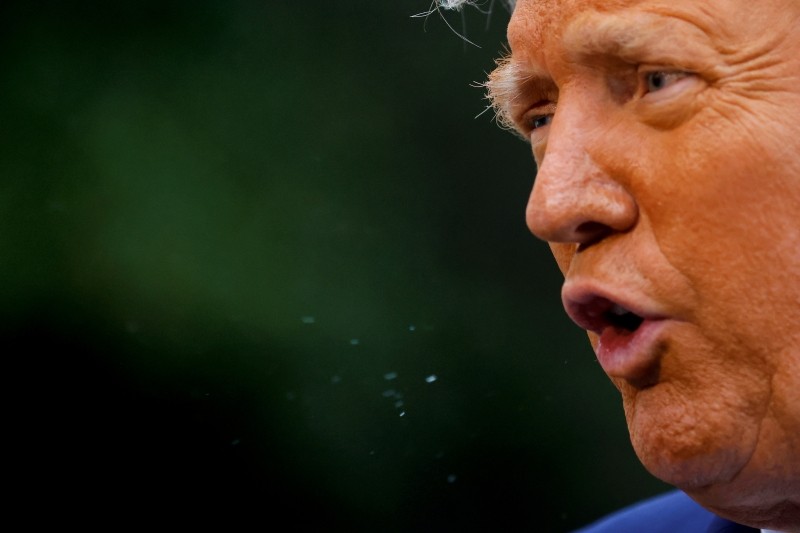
[[595, 319, 669, 381]]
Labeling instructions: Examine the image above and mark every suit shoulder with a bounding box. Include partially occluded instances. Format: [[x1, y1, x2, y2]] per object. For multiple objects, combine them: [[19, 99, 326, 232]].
[[572, 490, 716, 533]]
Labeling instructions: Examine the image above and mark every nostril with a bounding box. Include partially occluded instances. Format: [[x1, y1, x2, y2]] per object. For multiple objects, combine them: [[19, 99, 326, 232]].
[[574, 221, 612, 248]]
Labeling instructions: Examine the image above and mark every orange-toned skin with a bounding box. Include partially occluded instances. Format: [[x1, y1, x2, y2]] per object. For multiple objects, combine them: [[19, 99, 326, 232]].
[[497, 0, 800, 530]]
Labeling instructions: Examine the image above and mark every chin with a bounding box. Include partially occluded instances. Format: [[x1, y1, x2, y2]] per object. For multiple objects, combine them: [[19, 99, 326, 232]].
[[622, 385, 760, 491], [626, 399, 800, 530], [636, 445, 745, 490]]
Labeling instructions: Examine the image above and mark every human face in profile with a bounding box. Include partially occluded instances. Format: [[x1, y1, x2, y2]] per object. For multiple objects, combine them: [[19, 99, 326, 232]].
[[491, 0, 800, 528]]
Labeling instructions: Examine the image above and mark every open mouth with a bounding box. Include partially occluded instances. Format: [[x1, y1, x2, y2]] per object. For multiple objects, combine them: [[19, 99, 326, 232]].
[[566, 296, 647, 335], [562, 282, 671, 384], [605, 304, 645, 333]]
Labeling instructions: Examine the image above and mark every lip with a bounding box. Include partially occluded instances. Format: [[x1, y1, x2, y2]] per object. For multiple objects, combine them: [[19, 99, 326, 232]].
[[562, 280, 670, 386]]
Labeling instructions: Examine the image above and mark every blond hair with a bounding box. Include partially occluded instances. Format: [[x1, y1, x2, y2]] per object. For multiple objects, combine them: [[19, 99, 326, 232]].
[[437, 0, 516, 11]]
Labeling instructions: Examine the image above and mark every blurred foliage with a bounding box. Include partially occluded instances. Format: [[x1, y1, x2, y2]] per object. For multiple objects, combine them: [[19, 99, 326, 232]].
[[2, 0, 669, 530]]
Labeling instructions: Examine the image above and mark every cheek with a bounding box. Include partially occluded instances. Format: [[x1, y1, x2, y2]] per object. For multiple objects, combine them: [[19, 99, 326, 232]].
[[618, 323, 771, 488], [641, 115, 800, 337]]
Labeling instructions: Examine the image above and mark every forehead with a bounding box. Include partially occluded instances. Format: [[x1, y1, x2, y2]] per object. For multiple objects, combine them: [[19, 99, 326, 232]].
[[507, 0, 714, 62], [508, 0, 630, 53]]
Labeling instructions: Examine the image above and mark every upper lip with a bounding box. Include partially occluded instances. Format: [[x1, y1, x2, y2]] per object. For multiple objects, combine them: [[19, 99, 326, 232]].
[[561, 280, 666, 333]]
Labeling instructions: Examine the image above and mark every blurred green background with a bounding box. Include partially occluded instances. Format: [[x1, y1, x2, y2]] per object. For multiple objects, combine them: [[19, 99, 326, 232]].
[[2, 0, 669, 530]]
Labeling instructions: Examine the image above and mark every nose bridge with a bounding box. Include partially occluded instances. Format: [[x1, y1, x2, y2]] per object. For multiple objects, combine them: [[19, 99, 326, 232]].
[[538, 140, 599, 207], [526, 94, 638, 245]]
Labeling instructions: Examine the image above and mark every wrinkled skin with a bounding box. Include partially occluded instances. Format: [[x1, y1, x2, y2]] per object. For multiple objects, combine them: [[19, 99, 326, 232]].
[[496, 0, 800, 530]]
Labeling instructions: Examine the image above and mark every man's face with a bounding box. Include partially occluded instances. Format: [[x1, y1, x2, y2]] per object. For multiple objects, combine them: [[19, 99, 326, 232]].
[[497, 0, 800, 527]]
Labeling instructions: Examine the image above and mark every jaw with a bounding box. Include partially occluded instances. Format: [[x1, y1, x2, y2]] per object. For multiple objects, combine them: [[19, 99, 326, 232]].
[[622, 384, 757, 489], [691, 476, 800, 532], [682, 411, 800, 532], [620, 376, 800, 531], [700, 499, 800, 533]]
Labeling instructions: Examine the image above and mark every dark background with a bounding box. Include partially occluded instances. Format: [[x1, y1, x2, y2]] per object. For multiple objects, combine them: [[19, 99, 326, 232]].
[[3, 1, 670, 530]]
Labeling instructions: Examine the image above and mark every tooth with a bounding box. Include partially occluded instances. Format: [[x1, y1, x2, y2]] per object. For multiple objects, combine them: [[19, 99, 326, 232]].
[[610, 304, 629, 316]]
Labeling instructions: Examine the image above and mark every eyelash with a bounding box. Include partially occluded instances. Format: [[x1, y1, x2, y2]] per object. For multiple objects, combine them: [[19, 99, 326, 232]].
[[528, 114, 553, 131], [523, 100, 557, 133], [641, 70, 691, 94], [524, 70, 690, 131], [520, 68, 694, 140]]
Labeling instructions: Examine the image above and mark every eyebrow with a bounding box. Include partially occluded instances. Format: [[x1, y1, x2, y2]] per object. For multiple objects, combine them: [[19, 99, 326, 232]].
[[485, 55, 555, 136], [562, 10, 715, 68], [563, 12, 656, 62], [486, 10, 716, 135]]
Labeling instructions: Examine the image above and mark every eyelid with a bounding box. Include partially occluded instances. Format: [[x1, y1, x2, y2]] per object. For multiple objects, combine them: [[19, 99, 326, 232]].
[[520, 101, 557, 134], [633, 68, 705, 129], [637, 67, 695, 99]]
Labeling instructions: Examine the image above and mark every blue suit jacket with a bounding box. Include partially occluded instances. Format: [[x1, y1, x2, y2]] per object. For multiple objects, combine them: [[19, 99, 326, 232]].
[[573, 490, 759, 533]]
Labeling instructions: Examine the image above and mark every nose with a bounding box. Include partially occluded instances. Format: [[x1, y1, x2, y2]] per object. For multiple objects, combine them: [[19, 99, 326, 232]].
[[526, 113, 638, 246]]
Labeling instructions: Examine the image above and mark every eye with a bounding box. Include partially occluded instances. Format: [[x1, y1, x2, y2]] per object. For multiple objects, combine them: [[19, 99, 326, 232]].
[[528, 114, 553, 131], [643, 71, 690, 94], [520, 102, 556, 142]]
